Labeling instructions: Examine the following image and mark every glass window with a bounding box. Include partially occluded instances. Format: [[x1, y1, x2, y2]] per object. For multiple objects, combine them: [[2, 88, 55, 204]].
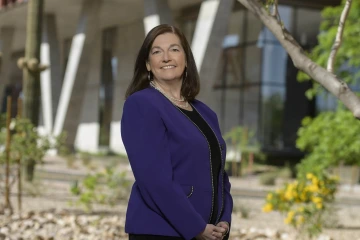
[[242, 86, 260, 129], [261, 43, 288, 84], [99, 28, 117, 147], [228, 10, 245, 44], [223, 89, 241, 134], [224, 48, 243, 86], [295, 8, 322, 46], [261, 86, 285, 149], [245, 45, 262, 83], [246, 11, 262, 43], [316, 92, 337, 112]]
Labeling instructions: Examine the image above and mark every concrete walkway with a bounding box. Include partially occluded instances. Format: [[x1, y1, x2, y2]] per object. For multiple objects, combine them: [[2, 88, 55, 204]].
[[35, 155, 360, 206]]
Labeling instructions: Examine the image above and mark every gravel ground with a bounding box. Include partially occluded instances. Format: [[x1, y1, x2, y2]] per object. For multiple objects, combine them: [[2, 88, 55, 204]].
[[1, 155, 359, 240], [3, 190, 360, 240]]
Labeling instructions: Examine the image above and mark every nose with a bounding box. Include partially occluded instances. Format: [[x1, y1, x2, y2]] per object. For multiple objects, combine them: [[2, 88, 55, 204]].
[[162, 51, 170, 63]]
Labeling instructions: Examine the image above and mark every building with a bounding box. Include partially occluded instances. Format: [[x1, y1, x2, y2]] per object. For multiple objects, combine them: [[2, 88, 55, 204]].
[[0, 0, 341, 160]]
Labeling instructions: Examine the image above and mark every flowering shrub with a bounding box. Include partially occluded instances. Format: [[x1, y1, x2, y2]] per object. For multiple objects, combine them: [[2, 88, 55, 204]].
[[263, 172, 338, 238]]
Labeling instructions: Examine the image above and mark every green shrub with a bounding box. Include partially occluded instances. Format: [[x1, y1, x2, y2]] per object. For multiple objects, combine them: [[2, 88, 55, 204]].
[[296, 109, 360, 178], [70, 167, 131, 212]]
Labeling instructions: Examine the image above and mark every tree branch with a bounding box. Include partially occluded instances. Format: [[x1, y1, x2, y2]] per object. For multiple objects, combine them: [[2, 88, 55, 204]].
[[237, 0, 360, 119], [271, 0, 278, 17], [327, 0, 352, 73]]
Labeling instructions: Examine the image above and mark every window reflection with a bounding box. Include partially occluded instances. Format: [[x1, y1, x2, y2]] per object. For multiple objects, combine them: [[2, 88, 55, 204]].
[[261, 86, 285, 149], [179, 4, 323, 154]]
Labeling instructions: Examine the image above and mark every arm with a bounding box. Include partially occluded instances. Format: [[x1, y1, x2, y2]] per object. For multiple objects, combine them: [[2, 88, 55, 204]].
[[219, 171, 233, 240], [121, 96, 207, 240]]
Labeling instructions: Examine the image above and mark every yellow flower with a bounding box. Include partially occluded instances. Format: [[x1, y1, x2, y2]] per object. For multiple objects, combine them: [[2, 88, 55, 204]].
[[284, 211, 295, 224], [300, 191, 307, 201], [316, 202, 323, 209], [267, 193, 273, 201], [311, 196, 323, 209], [306, 173, 314, 180], [284, 183, 297, 201], [306, 184, 319, 193], [262, 203, 273, 213], [312, 196, 322, 204], [312, 177, 319, 186], [296, 215, 305, 226]]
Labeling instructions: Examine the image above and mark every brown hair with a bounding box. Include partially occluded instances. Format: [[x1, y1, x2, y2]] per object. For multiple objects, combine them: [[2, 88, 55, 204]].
[[125, 24, 200, 101]]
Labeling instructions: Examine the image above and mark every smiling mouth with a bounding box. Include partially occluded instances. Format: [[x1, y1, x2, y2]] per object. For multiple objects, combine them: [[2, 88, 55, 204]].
[[161, 65, 176, 69]]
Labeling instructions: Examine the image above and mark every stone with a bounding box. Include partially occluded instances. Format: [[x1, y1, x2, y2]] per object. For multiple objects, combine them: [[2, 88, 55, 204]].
[[317, 235, 333, 240], [0, 227, 9, 235], [280, 233, 289, 239]]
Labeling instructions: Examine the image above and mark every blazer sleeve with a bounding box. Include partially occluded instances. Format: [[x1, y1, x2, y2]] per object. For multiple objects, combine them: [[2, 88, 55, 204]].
[[121, 95, 207, 240], [220, 171, 233, 240]]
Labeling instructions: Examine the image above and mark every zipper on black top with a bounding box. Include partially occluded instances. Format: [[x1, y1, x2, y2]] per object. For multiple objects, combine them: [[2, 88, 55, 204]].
[[190, 103, 225, 223]]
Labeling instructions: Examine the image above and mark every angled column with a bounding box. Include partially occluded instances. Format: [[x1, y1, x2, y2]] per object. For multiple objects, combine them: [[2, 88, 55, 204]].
[[143, 0, 173, 34], [40, 14, 62, 135], [74, 33, 101, 153], [191, 0, 234, 102], [0, 27, 15, 111], [110, 21, 144, 154], [53, 0, 103, 148]]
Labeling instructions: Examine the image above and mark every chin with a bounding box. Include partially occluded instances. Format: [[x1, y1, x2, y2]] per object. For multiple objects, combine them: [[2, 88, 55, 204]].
[[161, 76, 182, 82]]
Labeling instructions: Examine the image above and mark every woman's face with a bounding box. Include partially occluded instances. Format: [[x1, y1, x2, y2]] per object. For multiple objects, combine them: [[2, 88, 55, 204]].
[[146, 33, 186, 83]]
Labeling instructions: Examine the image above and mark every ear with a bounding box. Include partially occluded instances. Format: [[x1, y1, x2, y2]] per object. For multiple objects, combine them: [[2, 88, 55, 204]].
[[146, 61, 151, 71]]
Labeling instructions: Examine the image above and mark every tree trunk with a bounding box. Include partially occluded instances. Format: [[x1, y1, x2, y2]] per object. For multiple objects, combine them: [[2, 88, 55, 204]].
[[22, 0, 44, 125], [4, 96, 13, 214], [24, 158, 36, 182]]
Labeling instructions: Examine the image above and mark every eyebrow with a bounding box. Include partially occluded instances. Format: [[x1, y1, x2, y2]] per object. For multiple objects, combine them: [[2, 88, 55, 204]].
[[151, 44, 181, 51]]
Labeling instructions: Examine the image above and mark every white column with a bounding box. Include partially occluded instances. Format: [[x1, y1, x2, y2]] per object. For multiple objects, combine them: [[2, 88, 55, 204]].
[[40, 14, 62, 135], [74, 33, 101, 153], [0, 27, 15, 110], [110, 21, 144, 154], [143, 0, 173, 35], [53, 0, 103, 148], [191, 0, 220, 72], [191, 0, 234, 102]]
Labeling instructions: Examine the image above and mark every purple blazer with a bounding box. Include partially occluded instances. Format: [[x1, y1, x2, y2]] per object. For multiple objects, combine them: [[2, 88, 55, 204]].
[[121, 87, 233, 240]]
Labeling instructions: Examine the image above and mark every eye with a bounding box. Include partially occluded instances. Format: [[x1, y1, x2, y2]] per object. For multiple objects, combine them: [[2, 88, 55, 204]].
[[171, 48, 180, 52], [152, 50, 161, 54]]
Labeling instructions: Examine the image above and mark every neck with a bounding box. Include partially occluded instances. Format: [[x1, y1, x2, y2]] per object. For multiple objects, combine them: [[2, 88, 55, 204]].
[[152, 79, 183, 99]]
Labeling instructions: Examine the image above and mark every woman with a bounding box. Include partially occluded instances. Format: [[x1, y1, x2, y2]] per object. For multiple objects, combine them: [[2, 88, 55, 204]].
[[121, 24, 233, 240]]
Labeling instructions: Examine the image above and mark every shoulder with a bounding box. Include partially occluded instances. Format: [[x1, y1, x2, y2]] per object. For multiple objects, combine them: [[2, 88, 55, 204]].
[[124, 88, 161, 115], [125, 88, 159, 107], [126, 87, 156, 103], [192, 99, 217, 117]]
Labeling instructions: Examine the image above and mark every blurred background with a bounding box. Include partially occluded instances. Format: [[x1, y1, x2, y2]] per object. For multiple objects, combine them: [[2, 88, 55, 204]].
[[0, 0, 359, 239]]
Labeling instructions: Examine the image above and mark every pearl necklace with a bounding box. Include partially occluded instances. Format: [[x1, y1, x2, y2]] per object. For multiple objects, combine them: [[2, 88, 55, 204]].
[[150, 81, 185, 102], [150, 81, 190, 109]]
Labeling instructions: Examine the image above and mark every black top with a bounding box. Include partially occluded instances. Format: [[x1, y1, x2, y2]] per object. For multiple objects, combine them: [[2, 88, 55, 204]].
[[177, 106, 222, 224]]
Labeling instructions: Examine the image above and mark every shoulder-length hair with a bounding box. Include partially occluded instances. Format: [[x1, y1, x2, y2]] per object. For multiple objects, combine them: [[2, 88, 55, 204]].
[[125, 24, 200, 101]]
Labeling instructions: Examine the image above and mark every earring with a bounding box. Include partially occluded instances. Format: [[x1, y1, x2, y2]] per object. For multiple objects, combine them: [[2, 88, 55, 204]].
[[148, 71, 151, 81], [185, 71, 188, 79]]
